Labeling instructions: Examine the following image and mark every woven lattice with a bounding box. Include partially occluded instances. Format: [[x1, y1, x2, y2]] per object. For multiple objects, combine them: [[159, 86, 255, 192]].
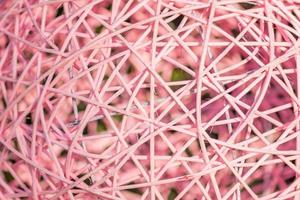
[[1, 0, 300, 199]]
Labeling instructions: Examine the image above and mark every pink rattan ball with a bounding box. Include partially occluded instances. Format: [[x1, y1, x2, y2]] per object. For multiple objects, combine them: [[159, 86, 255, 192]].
[[1, 0, 300, 199]]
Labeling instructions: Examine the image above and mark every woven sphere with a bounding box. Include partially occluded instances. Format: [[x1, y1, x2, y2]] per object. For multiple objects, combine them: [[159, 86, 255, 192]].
[[1, 0, 300, 199]]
